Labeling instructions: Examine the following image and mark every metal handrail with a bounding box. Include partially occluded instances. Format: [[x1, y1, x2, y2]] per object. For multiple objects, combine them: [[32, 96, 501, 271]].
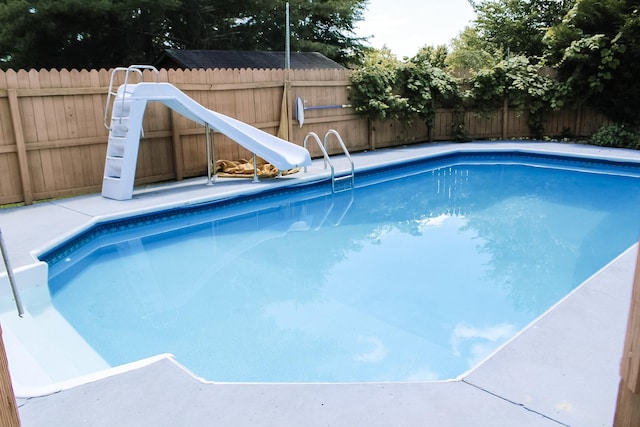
[[103, 65, 160, 130], [303, 130, 354, 193], [323, 129, 355, 190], [0, 227, 23, 317], [303, 131, 332, 175]]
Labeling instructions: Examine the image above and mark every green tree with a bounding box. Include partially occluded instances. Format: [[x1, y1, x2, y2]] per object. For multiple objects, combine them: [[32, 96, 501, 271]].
[[258, 0, 368, 66], [164, 0, 253, 51], [167, 0, 368, 66], [0, 0, 179, 70], [0, 0, 368, 70], [0, 0, 177, 68], [446, 26, 501, 75], [409, 45, 449, 68], [470, 0, 575, 58], [544, 0, 640, 125]]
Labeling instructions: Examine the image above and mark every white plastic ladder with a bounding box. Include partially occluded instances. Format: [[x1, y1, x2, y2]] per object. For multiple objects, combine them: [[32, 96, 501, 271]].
[[303, 129, 354, 193], [101, 65, 159, 200]]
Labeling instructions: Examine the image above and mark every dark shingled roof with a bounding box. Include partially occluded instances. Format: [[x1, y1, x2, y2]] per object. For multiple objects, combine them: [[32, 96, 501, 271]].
[[155, 49, 345, 70]]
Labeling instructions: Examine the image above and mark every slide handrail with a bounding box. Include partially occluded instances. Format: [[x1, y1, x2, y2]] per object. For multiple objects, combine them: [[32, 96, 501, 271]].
[[104, 65, 159, 130]]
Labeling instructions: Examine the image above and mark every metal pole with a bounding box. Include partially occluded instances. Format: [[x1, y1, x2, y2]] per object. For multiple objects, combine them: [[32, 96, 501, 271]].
[[0, 228, 23, 317], [252, 153, 260, 183], [285, 2, 291, 70], [211, 129, 216, 184], [206, 124, 215, 185]]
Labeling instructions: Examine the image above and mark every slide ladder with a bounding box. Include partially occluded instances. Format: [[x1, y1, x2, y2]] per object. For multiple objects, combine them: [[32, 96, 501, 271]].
[[303, 129, 354, 193], [101, 65, 311, 200], [102, 66, 157, 200]]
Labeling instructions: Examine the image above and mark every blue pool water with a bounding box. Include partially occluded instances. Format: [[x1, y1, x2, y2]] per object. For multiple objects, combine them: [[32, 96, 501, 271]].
[[45, 153, 640, 382]]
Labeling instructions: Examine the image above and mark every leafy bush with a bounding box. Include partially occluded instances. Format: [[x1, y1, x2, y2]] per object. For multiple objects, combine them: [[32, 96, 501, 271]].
[[467, 55, 566, 138], [590, 124, 640, 149], [348, 48, 408, 121], [349, 51, 573, 141], [543, 0, 640, 127], [401, 48, 462, 138], [349, 48, 465, 140]]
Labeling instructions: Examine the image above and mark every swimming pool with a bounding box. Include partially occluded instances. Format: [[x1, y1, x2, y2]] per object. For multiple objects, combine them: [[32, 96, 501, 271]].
[[39, 151, 640, 384]]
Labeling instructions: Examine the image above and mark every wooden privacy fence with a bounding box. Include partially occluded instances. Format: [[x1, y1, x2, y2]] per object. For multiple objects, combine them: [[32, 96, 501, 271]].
[[0, 67, 612, 205]]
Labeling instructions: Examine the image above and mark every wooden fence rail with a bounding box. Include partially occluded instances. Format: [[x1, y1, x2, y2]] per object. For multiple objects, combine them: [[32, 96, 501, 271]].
[[0, 67, 612, 205]]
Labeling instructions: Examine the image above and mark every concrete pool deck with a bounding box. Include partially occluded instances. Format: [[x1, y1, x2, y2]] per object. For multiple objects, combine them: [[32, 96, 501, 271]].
[[2, 140, 640, 426]]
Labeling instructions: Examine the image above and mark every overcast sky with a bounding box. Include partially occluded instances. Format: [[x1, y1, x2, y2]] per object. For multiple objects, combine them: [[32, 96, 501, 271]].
[[354, 0, 477, 58]]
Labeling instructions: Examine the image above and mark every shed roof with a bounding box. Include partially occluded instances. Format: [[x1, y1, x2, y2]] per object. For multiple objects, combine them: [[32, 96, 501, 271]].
[[155, 49, 345, 70]]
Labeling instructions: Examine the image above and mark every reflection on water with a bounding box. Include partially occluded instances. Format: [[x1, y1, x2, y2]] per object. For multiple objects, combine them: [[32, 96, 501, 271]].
[[48, 161, 640, 382], [451, 323, 519, 368]]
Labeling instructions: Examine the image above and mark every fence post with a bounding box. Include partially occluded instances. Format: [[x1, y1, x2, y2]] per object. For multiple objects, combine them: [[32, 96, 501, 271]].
[[614, 242, 640, 426], [574, 107, 583, 138], [7, 89, 33, 205], [368, 119, 376, 151], [501, 97, 509, 139], [0, 324, 20, 426]]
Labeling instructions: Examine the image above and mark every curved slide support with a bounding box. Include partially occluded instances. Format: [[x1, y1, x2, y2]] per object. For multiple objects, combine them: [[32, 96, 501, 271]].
[[102, 82, 311, 200]]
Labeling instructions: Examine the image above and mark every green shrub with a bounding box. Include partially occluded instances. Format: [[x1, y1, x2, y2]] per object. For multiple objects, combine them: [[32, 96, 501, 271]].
[[590, 124, 640, 149], [348, 48, 408, 121]]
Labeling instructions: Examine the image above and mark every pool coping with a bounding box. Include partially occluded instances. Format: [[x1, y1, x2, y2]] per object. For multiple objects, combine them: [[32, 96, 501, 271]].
[[4, 140, 640, 426]]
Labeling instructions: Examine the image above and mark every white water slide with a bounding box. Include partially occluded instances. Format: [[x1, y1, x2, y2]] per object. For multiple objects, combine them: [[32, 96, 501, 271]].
[[101, 67, 311, 200]]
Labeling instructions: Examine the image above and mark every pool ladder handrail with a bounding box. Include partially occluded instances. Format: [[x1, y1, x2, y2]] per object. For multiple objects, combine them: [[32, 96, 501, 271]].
[[103, 65, 160, 131], [303, 129, 355, 193]]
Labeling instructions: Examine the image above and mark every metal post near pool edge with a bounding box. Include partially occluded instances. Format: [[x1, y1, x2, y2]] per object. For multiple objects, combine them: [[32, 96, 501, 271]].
[[206, 124, 215, 186], [252, 153, 260, 183], [285, 2, 290, 70], [0, 227, 24, 317]]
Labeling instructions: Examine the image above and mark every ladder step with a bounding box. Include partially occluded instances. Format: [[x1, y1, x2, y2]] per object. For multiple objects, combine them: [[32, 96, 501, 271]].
[[106, 137, 126, 158], [332, 175, 353, 193], [109, 118, 130, 137], [112, 98, 133, 117], [104, 157, 123, 178]]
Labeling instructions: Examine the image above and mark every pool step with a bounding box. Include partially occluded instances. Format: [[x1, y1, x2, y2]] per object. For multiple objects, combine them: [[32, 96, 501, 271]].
[[1, 306, 110, 394], [333, 173, 354, 192]]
